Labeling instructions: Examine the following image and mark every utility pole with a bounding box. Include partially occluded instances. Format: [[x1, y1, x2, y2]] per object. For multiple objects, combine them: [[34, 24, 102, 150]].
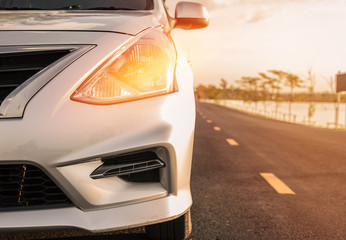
[[335, 92, 340, 128], [336, 72, 346, 128]]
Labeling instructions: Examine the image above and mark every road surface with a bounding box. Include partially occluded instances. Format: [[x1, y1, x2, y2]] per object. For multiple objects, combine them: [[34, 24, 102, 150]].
[[2, 101, 346, 239], [190, 102, 346, 239]]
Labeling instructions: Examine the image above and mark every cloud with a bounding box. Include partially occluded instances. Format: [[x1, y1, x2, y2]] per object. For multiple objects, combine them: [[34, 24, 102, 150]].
[[166, 0, 333, 12], [245, 9, 273, 23], [171, 0, 346, 91]]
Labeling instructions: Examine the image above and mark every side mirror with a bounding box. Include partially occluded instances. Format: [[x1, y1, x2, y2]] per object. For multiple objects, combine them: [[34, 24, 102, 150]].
[[174, 1, 209, 30]]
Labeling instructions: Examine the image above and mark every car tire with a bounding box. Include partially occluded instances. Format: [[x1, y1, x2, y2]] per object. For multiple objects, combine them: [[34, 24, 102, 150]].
[[145, 209, 192, 240]]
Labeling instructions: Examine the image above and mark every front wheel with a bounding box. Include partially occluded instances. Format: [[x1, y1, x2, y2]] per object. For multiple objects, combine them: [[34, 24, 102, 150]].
[[145, 209, 192, 240]]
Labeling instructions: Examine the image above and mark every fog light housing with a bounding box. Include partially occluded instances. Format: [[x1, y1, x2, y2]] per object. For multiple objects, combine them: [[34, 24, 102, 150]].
[[90, 149, 167, 183]]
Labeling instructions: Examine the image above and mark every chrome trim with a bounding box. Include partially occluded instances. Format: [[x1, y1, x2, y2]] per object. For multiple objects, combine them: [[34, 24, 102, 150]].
[[0, 45, 95, 118], [90, 159, 165, 179]]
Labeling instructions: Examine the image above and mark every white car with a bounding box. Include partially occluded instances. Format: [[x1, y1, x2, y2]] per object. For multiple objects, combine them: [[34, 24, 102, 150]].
[[0, 0, 208, 239]]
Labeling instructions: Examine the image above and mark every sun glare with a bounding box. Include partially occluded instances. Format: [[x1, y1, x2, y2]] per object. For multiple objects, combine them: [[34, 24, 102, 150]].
[[172, 0, 346, 91]]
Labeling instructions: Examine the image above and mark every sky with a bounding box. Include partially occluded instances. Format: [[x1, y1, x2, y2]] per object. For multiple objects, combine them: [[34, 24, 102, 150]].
[[166, 0, 346, 92]]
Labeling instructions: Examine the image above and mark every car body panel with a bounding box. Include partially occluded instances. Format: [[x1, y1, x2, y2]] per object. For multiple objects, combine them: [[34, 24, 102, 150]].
[[0, 11, 161, 35], [0, 191, 192, 233], [0, 0, 196, 234]]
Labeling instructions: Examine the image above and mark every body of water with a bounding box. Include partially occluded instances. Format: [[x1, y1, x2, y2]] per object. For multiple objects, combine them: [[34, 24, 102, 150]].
[[203, 99, 346, 129]]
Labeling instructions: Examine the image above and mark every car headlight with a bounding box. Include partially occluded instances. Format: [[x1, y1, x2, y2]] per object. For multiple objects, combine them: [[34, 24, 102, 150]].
[[71, 28, 177, 105]]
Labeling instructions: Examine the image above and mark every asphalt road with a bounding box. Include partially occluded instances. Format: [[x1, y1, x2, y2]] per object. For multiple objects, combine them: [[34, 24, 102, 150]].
[[2, 101, 346, 240], [191, 102, 346, 240]]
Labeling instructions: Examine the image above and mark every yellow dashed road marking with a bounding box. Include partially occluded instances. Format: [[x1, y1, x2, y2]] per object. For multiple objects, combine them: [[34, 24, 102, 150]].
[[206, 120, 212, 123], [260, 173, 295, 195], [226, 138, 239, 146], [214, 126, 221, 131]]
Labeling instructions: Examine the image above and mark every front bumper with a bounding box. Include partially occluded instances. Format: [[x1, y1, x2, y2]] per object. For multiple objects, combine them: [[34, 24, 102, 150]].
[[0, 33, 195, 231], [1, 192, 192, 233], [0, 91, 195, 231]]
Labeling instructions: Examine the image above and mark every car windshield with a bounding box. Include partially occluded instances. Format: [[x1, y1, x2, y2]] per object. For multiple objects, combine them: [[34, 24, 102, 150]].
[[0, 0, 154, 10]]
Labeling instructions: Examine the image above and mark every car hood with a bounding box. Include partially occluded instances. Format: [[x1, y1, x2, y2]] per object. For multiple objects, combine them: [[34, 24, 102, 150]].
[[0, 11, 160, 35]]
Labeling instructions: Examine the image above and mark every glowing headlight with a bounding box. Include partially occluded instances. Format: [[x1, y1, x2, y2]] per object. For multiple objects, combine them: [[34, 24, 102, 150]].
[[71, 29, 177, 105]]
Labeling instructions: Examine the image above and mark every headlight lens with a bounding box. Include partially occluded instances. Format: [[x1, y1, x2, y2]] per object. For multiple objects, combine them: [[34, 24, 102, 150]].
[[71, 29, 176, 105]]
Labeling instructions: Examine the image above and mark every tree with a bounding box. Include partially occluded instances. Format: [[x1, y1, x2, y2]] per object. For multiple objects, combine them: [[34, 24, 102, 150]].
[[219, 78, 229, 99], [261, 70, 285, 117], [259, 71, 281, 100], [257, 73, 271, 112], [195, 84, 221, 100], [283, 72, 305, 120], [306, 67, 316, 124], [238, 76, 261, 106]]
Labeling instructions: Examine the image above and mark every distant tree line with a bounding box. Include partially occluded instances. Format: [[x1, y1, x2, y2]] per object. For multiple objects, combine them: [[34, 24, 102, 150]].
[[195, 69, 346, 103]]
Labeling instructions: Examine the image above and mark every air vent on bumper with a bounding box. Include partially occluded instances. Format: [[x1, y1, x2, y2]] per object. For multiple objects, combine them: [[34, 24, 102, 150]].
[[90, 150, 166, 182], [0, 164, 72, 210]]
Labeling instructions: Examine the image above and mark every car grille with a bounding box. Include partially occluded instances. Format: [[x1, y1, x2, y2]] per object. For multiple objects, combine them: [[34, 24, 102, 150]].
[[0, 164, 72, 209], [0, 49, 71, 105]]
